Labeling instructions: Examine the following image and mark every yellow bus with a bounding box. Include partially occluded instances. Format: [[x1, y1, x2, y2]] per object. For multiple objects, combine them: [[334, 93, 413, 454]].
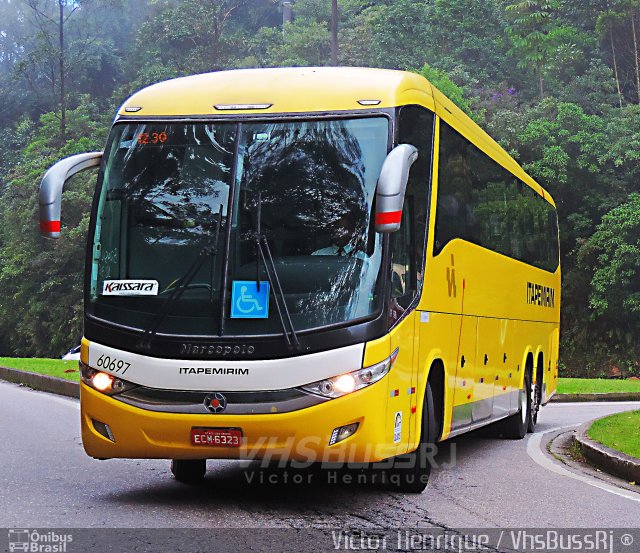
[[39, 67, 560, 493]]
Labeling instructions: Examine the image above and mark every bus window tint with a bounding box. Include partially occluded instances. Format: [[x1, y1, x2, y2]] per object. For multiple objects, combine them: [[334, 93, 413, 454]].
[[392, 106, 435, 314], [224, 117, 388, 335], [435, 122, 559, 272]]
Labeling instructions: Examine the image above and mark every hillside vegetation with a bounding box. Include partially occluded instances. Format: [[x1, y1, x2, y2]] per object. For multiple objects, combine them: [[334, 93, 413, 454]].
[[0, 1, 639, 377]]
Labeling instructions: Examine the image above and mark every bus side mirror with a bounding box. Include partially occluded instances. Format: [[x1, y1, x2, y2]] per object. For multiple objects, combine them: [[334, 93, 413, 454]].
[[39, 152, 102, 238], [374, 144, 418, 233]]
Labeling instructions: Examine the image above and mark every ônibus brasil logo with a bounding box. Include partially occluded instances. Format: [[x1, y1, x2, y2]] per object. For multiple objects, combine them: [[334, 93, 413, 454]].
[[101, 280, 159, 296], [8, 529, 73, 553]]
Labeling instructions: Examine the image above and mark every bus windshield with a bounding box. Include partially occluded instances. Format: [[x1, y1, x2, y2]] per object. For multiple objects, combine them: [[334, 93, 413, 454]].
[[87, 117, 389, 337]]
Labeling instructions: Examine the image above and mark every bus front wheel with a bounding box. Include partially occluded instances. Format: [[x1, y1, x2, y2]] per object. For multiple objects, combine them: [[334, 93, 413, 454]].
[[171, 459, 206, 484]]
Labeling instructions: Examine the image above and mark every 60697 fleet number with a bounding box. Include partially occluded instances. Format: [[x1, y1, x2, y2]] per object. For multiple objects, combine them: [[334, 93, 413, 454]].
[[96, 354, 131, 374]]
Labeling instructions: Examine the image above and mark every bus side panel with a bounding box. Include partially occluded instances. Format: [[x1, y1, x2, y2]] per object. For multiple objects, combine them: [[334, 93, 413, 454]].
[[475, 316, 500, 422], [412, 311, 459, 446], [419, 241, 559, 324], [491, 317, 516, 419]]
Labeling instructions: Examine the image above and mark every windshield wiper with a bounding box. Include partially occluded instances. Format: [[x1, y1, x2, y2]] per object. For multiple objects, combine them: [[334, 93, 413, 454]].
[[254, 192, 300, 350], [138, 205, 224, 350]]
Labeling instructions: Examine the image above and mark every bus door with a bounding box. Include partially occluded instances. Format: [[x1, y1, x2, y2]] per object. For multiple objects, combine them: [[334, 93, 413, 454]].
[[389, 196, 421, 450]]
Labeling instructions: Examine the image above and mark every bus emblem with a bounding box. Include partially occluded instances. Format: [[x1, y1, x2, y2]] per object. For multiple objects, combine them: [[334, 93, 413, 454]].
[[446, 255, 457, 298], [204, 393, 227, 413]]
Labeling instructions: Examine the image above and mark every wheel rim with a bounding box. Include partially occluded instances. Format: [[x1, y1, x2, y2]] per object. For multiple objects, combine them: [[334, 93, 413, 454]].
[[530, 378, 536, 419], [520, 384, 528, 424]]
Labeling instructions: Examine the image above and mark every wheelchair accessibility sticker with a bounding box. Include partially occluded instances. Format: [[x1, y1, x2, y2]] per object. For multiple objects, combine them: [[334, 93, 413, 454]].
[[231, 281, 270, 319]]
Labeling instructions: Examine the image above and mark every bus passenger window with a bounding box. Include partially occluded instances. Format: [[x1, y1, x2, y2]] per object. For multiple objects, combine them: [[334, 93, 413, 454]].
[[435, 121, 558, 273]]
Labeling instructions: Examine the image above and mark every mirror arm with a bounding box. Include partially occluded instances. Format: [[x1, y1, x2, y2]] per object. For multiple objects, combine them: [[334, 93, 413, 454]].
[[39, 152, 103, 238]]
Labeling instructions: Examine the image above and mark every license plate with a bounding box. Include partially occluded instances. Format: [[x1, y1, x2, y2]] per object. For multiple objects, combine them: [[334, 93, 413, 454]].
[[191, 427, 243, 447]]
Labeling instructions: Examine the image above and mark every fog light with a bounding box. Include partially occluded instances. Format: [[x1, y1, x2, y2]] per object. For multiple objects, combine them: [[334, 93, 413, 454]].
[[92, 419, 115, 442], [329, 422, 359, 446], [92, 372, 114, 392]]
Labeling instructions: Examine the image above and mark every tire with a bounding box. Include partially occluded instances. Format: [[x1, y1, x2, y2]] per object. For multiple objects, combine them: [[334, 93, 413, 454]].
[[528, 372, 541, 433], [171, 459, 206, 484], [386, 382, 437, 493], [497, 369, 531, 439]]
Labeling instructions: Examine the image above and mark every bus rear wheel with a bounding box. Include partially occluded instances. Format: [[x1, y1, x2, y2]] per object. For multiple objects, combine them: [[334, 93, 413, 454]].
[[497, 369, 532, 439], [171, 459, 206, 484], [528, 375, 541, 433], [386, 382, 437, 493]]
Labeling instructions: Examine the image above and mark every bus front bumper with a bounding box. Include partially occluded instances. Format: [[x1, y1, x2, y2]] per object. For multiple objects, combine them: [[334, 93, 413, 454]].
[[80, 381, 404, 463]]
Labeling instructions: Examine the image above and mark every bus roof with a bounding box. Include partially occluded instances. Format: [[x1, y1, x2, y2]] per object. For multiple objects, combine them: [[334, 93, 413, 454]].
[[119, 67, 434, 116], [118, 67, 554, 207]]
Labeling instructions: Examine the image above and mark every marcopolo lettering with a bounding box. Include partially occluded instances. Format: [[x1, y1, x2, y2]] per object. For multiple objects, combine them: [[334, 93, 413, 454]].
[[527, 282, 555, 308], [180, 343, 256, 356], [179, 367, 250, 375], [102, 280, 159, 296]]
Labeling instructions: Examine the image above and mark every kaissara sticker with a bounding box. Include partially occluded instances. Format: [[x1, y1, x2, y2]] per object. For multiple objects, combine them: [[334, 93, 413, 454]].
[[393, 411, 402, 443], [102, 280, 159, 296]]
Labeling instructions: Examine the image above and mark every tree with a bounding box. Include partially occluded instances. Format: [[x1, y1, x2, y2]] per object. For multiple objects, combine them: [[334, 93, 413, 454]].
[[596, 1, 626, 107], [506, 0, 561, 99], [131, 0, 254, 77], [416, 64, 477, 119], [0, 99, 109, 356], [427, 0, 511, 83], [330, 0, 338, 65], [627, 0, 640, 102], [575, 193, 640, 373], [340, 0, 431, 69], [22, 0, 83, 142]]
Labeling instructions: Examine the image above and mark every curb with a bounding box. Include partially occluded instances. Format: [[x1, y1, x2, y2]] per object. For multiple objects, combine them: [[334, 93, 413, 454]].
[[573, 417, 640, 483], [0, 366, 79, 399], [550, 392, 640, 402]]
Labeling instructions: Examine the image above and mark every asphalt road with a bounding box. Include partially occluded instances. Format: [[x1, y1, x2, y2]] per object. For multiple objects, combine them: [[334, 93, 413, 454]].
[[1, 380, 639, 549]]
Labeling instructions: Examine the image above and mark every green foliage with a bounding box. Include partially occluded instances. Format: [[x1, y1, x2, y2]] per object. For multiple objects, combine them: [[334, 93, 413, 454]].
[[416, 64, 477, 119], [0, 0, 638, 374], [506, 0, 562, 97], [0, 99, 109, 356], [265, 20, 331, 66], [340, 0, 430, 69], [579, 194, 640, 320]]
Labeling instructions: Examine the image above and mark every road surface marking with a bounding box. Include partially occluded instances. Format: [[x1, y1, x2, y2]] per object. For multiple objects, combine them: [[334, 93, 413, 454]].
[[527, 426, 640, 504]]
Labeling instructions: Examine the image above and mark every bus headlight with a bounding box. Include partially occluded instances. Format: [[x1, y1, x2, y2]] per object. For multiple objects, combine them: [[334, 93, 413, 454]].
[[80, 362, 137, 396], [300, 348, 398, 399]]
